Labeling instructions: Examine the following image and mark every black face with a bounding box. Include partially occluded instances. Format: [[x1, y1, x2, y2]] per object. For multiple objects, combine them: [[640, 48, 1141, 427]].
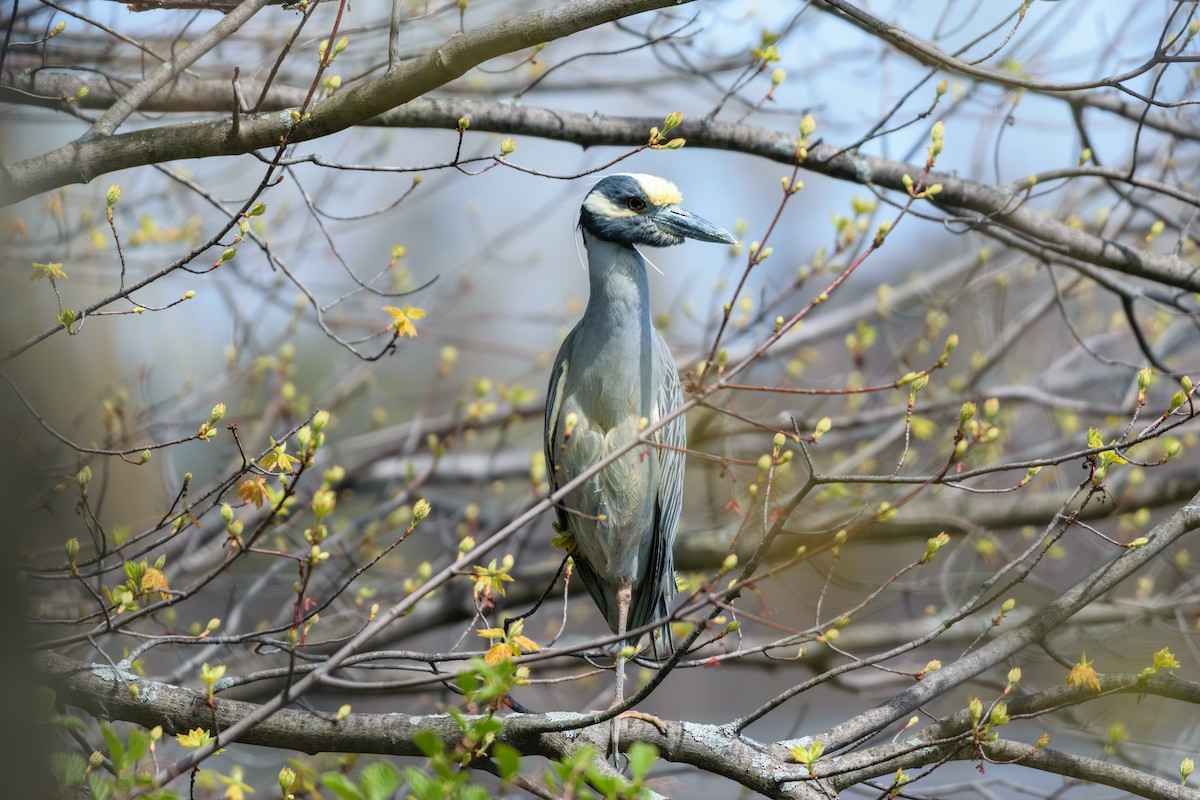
[[578, 175, 684, 247], [578, 175, 737, 249]]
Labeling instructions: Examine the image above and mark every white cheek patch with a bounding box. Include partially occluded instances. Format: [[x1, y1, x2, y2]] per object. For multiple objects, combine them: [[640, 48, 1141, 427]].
[[629, 174, 682, 207], [584, 192, 637, 220]]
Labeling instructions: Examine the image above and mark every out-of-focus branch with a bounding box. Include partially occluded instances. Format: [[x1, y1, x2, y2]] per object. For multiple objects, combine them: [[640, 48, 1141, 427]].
[[823, 672, 1200, 799], [811, 0, 1191, 104], [813, 489, 1200, 751], [86, 0, 271, 137]]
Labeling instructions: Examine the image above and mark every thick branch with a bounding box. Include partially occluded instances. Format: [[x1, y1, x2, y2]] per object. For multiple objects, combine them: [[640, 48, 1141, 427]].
[[37, 651, 823, 800], [0, 0, 685, 203], [5, 92, 1194, 292], [38, 649, 1200, 799]]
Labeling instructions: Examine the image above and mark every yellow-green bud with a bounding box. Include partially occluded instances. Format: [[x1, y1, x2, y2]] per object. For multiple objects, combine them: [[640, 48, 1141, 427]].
[[312, 489, 336, 519], [968, 696, 983, 724], [500, 137, 516, 156], [457, 116, 470, 131], [922, 532, 950, 562], [106, 184, 121, 208], [413, 498, 431, 523]]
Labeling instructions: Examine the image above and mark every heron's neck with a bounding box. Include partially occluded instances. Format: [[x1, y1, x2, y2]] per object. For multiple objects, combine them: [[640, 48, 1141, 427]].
[[582, 236, 651, 331]]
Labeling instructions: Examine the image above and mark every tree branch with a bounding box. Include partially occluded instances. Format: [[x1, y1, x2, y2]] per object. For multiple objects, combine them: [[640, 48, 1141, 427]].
[[0, 0, 686, 204], [5, 90, 1194, 292], [814, 489, 1200, 751], [37, 651, 825, 800], [38, 649, 1200, 800]]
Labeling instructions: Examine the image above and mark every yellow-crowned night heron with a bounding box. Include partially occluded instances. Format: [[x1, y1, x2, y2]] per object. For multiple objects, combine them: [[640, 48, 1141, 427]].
[[544, 174, 735, 739]]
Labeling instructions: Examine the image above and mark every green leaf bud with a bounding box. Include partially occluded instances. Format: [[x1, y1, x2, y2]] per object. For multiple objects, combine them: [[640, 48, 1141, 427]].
[[413, 498, 431, 523]]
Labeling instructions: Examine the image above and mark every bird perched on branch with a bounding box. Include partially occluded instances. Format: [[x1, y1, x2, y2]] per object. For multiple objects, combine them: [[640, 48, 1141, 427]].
[[543, 173, 735, 752]]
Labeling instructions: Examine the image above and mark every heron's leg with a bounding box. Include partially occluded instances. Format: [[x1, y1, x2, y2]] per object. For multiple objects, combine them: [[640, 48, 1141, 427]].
[[609, 578, 632, 761]]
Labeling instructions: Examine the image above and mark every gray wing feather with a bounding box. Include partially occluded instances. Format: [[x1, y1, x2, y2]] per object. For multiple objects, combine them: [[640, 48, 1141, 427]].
[[544, 326, 684, 649], [544, 326, 577, 535], [544, 329, 618, 625], [626, 331, 684, 646]]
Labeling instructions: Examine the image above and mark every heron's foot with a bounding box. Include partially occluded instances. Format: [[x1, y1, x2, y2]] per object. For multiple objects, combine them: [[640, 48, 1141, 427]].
[[606, 710, 667, 765], [617, 709, 667, 736]]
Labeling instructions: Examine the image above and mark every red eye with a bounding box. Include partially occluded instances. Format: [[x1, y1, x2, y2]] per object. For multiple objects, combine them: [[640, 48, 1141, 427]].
[[627, 197, 646, 211]]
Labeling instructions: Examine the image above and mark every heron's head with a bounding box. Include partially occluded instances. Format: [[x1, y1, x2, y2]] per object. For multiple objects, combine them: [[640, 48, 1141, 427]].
[[579, 174, 737, 248]]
